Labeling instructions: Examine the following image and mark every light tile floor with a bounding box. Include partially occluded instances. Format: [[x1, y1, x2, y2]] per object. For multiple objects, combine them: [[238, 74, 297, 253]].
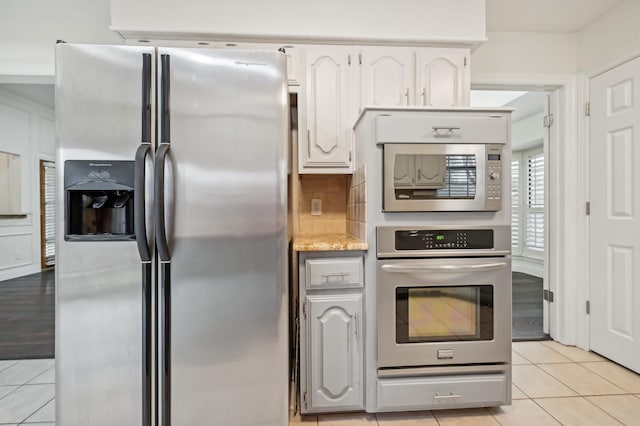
[[291, 341, 640, 426], [2, 342, 639, 426], [0, 359, 54, 426]]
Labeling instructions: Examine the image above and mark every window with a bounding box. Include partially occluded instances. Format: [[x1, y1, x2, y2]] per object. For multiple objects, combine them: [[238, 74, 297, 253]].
[[40, 160, 55, 268], [525, 150, 544, 256], [511, 157, 520, 254], [511, 147, 544, 260]]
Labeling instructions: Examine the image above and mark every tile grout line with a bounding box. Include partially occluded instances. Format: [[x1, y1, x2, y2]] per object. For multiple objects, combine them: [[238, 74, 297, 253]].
[[577, 361, 639, 394], [533, 395, 626, 426], [18, 395, 55, 425], [537, 362, 629, 396], [0, 383, 22, 403]]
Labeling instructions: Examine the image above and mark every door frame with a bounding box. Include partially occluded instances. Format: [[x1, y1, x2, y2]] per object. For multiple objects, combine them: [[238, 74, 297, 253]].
[[582, 49, 640, 352], [472, 73, 582, 347]]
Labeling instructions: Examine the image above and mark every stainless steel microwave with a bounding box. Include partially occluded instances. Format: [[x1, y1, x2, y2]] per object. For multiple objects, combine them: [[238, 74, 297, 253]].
[[383, 143, 504, 212]]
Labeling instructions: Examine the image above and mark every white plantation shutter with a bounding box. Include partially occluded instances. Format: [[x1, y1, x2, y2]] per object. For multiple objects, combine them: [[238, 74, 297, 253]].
[[436, 155, 476, 198], [511, 159, 520, 252], [525, 151, 544, 253], [42, 161, 56, 266]]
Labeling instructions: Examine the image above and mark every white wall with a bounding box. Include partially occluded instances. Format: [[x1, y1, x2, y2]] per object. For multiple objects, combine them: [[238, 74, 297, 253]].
[[0, 0, 121, 79], [0, 86, 55, 280], [471, 31, 578, 85], [578, 0, 640, 73], [110, 0, 486, 45]]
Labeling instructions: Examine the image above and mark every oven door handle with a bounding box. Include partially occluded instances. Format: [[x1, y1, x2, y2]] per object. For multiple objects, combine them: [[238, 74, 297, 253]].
[[380, 262, 507, 273]]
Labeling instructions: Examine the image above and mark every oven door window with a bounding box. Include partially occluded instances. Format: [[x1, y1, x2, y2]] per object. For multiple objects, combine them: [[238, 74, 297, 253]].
[[396, 285, 493, 343], [393, 154, 477, 200]]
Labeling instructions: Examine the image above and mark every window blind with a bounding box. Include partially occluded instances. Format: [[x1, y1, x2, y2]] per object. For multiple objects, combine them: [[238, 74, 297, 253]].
[[526, 152, 544, 251], [42, 161, 56, 266], [511, 159, 520, 251]]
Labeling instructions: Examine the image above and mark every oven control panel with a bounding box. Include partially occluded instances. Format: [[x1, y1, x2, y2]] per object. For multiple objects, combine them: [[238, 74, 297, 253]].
[[395, 229, 494, 250]]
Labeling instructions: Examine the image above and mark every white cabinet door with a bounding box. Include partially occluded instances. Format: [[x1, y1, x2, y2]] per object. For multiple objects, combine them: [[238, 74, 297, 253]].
[[416, 48, 469, 107], [301, 50, 352, 172], [361, 48, 414, 107], [307, 294, 363, 411], [414, 155, 447, 188], [393, 153, 414, 187]]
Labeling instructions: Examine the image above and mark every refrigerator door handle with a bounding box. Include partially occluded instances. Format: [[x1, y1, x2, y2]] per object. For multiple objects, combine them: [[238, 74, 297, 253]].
[[134, 143, 152, 262], [160, 54, 171, 144], [139, 52, 154, 426], [158, 53, 172, 426]]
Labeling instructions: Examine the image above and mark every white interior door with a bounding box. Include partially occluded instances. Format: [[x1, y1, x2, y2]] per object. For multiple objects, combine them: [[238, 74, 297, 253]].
[[589, 56, 640, 373]]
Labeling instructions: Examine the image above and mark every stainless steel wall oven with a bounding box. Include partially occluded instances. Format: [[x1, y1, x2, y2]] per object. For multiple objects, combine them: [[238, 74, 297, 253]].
[[376, 225, 512, 368]]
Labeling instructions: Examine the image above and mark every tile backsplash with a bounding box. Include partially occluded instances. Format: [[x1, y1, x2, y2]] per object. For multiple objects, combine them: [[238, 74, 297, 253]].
[[347, 164, 367, 241], [298, 175, 348, 234]]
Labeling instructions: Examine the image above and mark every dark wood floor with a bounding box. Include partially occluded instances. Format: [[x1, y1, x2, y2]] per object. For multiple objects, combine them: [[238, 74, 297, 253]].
[[0, 269, 55, 360], [0, 269, 543, 360], [512, 271, 548, 341]]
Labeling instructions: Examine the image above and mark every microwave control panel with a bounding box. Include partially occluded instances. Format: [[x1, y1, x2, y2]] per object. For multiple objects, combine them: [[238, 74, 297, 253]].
[[395, 229, 494, 250], [486, 144, 502, 210]]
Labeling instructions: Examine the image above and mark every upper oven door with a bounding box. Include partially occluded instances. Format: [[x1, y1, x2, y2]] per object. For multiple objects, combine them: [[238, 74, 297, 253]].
[[377, 256, 511, 368], [383, 143, 503, 212]]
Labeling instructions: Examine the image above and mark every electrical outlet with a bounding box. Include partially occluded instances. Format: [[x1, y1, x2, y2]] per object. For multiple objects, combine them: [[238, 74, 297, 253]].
[[311, 198, 322, 216]]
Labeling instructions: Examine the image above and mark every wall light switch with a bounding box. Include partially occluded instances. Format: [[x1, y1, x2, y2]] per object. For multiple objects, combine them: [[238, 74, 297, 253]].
[[311, 198, 322, 216]]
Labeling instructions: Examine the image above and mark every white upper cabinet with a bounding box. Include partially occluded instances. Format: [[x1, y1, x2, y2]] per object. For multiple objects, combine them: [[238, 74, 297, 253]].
[[361, 48, 414, 107], [300, 48, 354, 173], [416, 48, 470, 107]]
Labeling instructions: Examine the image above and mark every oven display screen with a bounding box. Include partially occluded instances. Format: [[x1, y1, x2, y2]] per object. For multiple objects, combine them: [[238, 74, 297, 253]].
[[488, 154, 501, 161], [396, 285, 494, 343], [395, 229, 494, 250]]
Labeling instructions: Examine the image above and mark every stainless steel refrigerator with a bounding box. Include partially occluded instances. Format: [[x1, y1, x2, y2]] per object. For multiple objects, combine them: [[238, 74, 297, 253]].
[[55, 43, 289, 426]]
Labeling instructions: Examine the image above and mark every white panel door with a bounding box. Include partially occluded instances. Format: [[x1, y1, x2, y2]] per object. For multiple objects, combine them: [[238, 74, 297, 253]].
[[307, 294, 363, 411], [589, 56, 640, 373], [361, 48, 414, 107]]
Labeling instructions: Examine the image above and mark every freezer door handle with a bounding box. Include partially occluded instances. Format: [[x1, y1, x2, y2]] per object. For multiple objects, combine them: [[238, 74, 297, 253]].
[[155, 143, 171, 262], [160, 54, 171, 144], [135, 143, 152, 262], [141, 53, 152, 144]]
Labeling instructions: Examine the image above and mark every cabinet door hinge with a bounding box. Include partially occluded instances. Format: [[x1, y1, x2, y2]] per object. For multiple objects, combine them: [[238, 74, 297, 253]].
[[586, 202, 590, 216], [349, 150, 352, 162], [585, 102, 591, 117], [303, 391, 308, 408], [359, 53, 362, 65], [543, 114, 554, 128], [586, 300, 590, 315], [464, 56, 467, 67], [302, 302, 307, 318], [348, 54, 351, 66], [543, 289, 554, 302]]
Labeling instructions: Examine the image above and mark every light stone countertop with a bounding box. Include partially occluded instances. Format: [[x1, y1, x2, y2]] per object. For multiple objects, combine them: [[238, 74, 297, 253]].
[[293, 233, 368, 252]]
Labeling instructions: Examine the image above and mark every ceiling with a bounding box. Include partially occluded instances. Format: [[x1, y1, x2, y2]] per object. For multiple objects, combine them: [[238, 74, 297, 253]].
[[486, 0, 626, 33], [1, 84, 54, 109]]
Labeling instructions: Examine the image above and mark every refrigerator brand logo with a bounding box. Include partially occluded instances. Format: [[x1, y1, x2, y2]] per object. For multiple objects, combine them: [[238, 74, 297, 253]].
[[88, 170, 111, 179], [234, 61, 267, 67]]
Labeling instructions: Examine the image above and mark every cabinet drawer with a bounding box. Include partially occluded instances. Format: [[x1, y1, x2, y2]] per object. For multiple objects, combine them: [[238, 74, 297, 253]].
[[377, 374, 508, 411], [305, 257, 363, 289], [375, 113, 508, 145]]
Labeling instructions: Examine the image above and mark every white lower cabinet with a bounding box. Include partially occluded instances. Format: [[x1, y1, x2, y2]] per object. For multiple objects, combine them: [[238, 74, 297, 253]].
[[299, 252, 364, 413], [306, 294, 363, 411]]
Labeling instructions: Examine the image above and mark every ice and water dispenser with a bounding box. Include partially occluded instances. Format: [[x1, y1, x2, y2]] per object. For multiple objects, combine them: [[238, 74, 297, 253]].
[[64, 160, 135, 241]]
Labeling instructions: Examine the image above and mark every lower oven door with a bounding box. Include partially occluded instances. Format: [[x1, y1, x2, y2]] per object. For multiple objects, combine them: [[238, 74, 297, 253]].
[[377, 256, 511, 368]]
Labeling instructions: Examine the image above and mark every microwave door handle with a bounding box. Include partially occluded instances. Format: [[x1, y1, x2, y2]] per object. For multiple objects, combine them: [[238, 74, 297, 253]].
[[380, 262, 507, 273]]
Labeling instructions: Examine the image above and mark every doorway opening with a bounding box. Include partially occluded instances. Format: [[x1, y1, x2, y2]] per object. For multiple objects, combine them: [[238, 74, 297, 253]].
[[471, 90, 552, 341]]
